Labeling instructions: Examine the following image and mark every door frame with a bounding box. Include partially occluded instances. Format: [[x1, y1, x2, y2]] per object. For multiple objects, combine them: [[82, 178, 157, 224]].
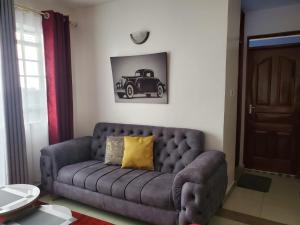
[[236, 30, 300, 176], [235, 11, 245, 167]]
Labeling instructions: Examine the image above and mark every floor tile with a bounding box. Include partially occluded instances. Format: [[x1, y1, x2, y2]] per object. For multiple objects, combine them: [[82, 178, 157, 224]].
[[209, 216, 248, 225], [261, 196, 300, 225], [260, 175, 300, 225], [241, 171, 300, 225], [223, 186, 264, 217]]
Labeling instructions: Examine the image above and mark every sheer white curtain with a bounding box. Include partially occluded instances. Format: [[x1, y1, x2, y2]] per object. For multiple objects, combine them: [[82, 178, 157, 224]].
[[0, 41, 8, 186], [15, 9, 49, 184]]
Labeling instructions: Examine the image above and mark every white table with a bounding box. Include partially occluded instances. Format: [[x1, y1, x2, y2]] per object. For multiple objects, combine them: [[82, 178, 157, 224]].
[[0, 184, 40, 216], [4, 205, 76, 225], [0, 185, 76, 225]]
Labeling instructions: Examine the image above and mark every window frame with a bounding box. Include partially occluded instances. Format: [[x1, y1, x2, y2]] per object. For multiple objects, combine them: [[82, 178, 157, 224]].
[[16, 20, 48, 124]]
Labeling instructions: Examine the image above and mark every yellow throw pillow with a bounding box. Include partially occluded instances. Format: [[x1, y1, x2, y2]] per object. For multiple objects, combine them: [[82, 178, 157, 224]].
[[122, 136, 154, 170]]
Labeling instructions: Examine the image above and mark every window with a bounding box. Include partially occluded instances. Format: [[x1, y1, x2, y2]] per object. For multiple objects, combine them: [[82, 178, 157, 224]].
[[16, 10, 47, 124], [0, 39, 8, 186], [249, 34, 300, 48], [146, 71, 154, 78], [15, 9, 48, 184]]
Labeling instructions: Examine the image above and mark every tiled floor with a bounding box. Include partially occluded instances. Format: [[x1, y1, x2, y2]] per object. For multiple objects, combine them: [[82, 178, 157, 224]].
[[209, 216, 248, 225], [209, 216, 246, 225], [40, 171, 300, 225], [223, 171, 300, 225]]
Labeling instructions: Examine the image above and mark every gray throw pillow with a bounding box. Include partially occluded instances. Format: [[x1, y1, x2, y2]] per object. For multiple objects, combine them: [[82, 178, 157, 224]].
[[105, 136, 124, 165]]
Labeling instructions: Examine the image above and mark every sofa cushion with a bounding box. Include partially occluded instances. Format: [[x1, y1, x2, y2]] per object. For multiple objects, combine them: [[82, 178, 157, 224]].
[[57, 161, 175, 210], [122, 136, 154, 170], [57, 160, 102, 185], [105, 136, 124, 165], [123, 171, 176, 210]]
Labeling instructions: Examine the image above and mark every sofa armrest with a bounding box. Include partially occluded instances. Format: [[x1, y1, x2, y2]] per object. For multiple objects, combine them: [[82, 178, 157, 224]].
[[172, 150, 227, 225], [40, 136, 92, 192]]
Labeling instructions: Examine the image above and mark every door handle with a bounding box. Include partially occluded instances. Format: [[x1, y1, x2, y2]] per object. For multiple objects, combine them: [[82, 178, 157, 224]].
[[249, 104, 256, 114]]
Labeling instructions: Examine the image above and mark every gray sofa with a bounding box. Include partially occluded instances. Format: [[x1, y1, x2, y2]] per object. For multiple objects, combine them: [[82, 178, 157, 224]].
[[40, 122, 227, 225]]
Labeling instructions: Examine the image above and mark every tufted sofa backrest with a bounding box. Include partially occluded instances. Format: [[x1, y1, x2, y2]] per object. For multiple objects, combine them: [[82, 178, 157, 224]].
[[91, 122, 205, 174]]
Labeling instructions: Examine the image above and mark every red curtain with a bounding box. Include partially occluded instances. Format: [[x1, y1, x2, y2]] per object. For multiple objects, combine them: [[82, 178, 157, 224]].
[[42, 11, 73, 144]]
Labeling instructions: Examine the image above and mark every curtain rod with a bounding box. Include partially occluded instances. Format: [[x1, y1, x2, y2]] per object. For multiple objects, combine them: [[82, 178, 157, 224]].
[[14, 4, 78, 28]]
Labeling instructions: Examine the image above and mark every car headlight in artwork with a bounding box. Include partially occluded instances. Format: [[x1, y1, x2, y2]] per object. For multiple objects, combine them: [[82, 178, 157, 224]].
[[116, 79, 124, 89]]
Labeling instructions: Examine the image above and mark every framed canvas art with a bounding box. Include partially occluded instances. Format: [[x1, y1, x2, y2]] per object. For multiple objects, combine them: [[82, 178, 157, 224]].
[[110, 52, 168, 104]]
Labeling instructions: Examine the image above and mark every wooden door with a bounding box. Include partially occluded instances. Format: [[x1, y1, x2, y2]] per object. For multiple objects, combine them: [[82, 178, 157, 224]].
[[245, 46, 300, 175]]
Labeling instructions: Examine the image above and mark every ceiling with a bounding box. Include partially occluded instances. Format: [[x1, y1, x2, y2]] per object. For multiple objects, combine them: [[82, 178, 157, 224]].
[[40, 0, 112, 8], [242, 0, 300, 12], [37, 0, 300, 10], [63, 0, 110, 6]]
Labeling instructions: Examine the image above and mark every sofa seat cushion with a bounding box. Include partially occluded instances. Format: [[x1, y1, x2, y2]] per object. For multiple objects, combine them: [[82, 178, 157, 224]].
[[57, 160, 103, 186], [56, 161, 175, 210], [120, 171, 176, 210]]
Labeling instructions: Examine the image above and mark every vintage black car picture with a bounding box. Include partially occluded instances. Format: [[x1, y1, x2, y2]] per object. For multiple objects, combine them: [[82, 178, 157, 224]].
[[111, 52, 167, 104]]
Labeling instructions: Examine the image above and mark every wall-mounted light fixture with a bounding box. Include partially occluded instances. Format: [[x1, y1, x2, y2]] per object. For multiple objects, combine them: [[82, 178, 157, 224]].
[[130, 31, 150, 45]]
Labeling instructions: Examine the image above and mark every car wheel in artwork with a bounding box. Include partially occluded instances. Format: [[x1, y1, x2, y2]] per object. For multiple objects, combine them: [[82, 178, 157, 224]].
[[126, 84, 134, 99], [157, 85, 164, 98]]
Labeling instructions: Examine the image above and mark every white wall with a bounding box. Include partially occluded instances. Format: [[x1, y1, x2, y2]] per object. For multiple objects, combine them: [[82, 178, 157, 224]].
[[223, 0, 241, 187], [71, 0, 229, 150], [239, 3, 300, 166], [245, 3, 300, 36]]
